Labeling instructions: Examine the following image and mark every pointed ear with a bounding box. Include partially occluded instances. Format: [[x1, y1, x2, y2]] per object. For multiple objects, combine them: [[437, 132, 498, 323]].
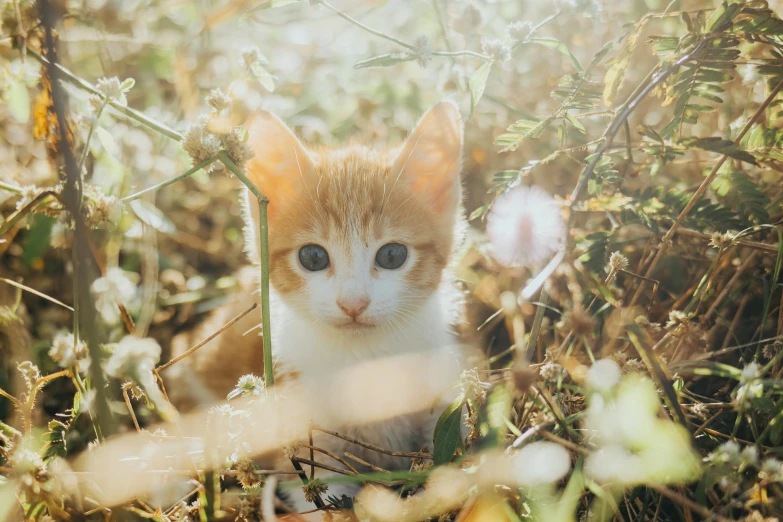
[[245, 111, 315, 213], [391, 101, 463, 213]]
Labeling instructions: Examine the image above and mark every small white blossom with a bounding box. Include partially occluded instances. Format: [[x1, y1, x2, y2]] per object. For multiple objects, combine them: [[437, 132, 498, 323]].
[[104, 336, 161, 380], [241, 46, 264, 68], [49, 330, 91, 373], [740, 362, 761, 382], [413, 34, 433, 67], [539, 361, 562, 381], [740, 64, 760, 86], [586, 359, 622, 391], [507, 21, 533, 41], [485, 185, 565, 267], [709, 231, 734, 250], [608, 251, 629, 272], [96, 77, 129, 106], [511, 441, 571, 486], [207, 88, 231, 111], [91, 267, 138, 324], [481, 38, 511, 62]]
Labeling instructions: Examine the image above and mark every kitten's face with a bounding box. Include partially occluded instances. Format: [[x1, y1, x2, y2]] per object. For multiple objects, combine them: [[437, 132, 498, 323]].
[[245, 103, 463, 334]]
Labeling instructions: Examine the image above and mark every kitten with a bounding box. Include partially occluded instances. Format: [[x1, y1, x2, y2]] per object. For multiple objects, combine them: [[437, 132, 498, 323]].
[[166, 101, 474, 513]]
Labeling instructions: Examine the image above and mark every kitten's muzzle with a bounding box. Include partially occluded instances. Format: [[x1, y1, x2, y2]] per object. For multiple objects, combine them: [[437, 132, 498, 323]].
[[337, 296, 370, 319]]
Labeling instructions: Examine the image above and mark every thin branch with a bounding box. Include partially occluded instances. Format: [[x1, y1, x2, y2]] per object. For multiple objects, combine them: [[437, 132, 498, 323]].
[[156, 303, 258, 372], [313, 425, 433, 459], [520, 40, 708, 300], [121, 158, 218, 203], [631, 76, 783, 305]]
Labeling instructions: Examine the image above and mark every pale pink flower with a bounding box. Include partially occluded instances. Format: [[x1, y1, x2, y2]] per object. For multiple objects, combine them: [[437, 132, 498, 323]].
[[486, 185, 565, 267]]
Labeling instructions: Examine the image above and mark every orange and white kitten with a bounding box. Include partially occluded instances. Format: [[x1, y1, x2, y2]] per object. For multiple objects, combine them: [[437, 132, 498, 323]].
[[168, 102, 471, 511]]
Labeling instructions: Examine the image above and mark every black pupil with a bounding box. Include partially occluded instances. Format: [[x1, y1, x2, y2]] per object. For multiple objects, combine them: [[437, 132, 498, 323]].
[[299, 245, 330, 271], [376, 243, 407, 270]]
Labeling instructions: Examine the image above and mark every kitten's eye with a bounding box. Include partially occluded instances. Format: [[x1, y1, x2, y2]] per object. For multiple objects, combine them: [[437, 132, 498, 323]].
[[375, 243, 408, 270], [299, 244, 330, 271]]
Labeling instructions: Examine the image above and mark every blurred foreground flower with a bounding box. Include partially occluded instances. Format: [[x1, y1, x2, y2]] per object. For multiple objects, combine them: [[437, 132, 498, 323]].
[[486, 185, 565, 268], [584, 362, 701, 487], [90, 267, 138, 324], [49, 330, 90, 373], [105, 336, 175, 419]]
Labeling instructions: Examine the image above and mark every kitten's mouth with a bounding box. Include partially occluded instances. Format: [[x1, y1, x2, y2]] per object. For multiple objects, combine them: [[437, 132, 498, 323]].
[[335, 320, 376, 331]]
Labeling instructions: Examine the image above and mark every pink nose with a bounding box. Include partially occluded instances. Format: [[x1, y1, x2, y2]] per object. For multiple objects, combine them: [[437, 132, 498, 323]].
[[337, 297, 370, 319]]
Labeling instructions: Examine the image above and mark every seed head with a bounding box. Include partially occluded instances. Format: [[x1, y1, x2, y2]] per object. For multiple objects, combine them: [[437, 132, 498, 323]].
[[234, 458, 260, 489], [413, 34, 433, 67], [49, 330, 90, 372], [482, 38, 511, 62], [507, 21, 532, 41], [96, 77, 127, 105], [709, 231, 735, 250], [539, 361, 562, 381], [104, 336, 161, 380], [182, 115, 221, 170], [608, 251, 629, 272], [302, 478, 328, 503], [207, 88, 231, 111], [241, 46, 263, 68]]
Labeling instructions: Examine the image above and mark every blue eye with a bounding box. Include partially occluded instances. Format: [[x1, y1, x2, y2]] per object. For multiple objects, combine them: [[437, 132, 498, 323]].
[[299, 244, 330, 271], [375, 243, 407, 270]]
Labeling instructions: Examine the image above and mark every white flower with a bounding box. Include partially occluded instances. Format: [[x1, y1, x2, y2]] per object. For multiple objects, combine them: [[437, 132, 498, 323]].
[[740, 64, 760, 86], [104, 336, 161, 380], [485, 185, 565, 267], [740, 362, 761, 382], [91, 268, 138, 324], [481, 38, 511, 62], [586, 359, 622, 392], [49, 330, 91, 373], [585, 444, 644, 484], [511, 441, 571, 486]]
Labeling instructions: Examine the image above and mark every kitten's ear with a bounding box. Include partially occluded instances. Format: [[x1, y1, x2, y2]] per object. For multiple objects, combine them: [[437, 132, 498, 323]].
[[245, 112, 315, 212], [391, 101, 463, 213]]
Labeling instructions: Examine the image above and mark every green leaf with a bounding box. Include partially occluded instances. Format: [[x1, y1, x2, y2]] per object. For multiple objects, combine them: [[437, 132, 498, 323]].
[[603, 23, 643, 105], [528, 38, 583, 72], [469, 62, 493, 116], [7, 78, 30, 124], [120, 78, 136, 91], [129, 199, 177, 234], [250, 63, 276, 91], [565, 113, 586, 134], [20, 215, 53, 267], [95, 127, 120, 158], [681, 137, 758, 165], [433, 394, 464, 465], [353, 53, 416, 69], [469, 204, 490, 221]]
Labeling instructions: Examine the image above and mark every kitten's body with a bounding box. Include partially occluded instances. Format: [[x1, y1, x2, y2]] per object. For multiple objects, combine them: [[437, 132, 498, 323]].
[[166, 102, 474, 515]]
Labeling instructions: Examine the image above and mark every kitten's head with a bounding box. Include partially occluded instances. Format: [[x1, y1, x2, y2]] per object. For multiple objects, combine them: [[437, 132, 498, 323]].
[[244, 102, 463, 334]]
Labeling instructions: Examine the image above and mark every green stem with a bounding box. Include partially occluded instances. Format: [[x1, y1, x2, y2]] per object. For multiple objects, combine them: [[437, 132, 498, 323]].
[[0, 181, 23, 194], [217, 152, 274, 388], [77, 98, 109, 174], [27, 49, 183, 141], [121, 157, 218, 203], [258, 198, 274, 388], [316, 0, 488, 61], [317, 0, 415, 50]]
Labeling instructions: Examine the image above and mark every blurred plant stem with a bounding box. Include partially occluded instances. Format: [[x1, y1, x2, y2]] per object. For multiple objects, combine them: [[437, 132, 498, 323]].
[[25, 46, 277, 390], [38, 0, 115, 439]]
